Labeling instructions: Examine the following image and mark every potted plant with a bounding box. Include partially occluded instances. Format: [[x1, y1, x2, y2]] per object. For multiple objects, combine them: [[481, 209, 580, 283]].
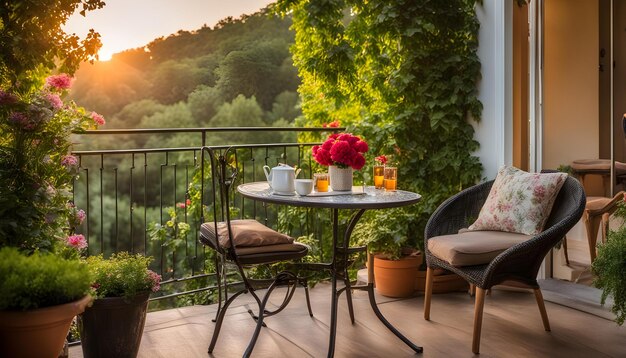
[[78, 252, 162, 358], [0, 73, 104, 357], [354, 207, 422, 298], [312, 132, 369, 191], [355, 190, 467, 298], [0, 247, 92, 357], [592, 194, 626, 326]]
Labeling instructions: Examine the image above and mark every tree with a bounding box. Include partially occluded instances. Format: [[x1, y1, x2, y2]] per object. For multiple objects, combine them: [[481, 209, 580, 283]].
[[275, 0, 483, 247], [206, 95, 283, 145], [187, 85, 223, 125], [110, 99, 167, 129], [0, 0, 105, 86], [214, 40, 295, 111], [266, 90, 301, 124], [150, 60, 205, 104]]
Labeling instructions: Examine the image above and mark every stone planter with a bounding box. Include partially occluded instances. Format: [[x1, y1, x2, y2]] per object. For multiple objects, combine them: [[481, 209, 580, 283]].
[[329, 165, 353, 191], [0, 295, 91, 358], [78, 291, 150, 358]]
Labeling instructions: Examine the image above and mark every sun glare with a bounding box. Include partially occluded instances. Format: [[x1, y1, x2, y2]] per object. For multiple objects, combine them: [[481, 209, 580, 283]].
[[98, 46, 114, 62]]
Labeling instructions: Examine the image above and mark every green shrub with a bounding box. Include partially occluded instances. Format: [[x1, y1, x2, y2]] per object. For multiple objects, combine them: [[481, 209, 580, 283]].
[[0, 247, 91, 310], [86, 252, 161, 299], [592, 200, 626, 325]]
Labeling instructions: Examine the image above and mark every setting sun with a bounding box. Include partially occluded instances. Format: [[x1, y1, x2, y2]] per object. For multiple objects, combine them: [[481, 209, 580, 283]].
[[97, 46, 114, 61], [64, 0, 272, 62]]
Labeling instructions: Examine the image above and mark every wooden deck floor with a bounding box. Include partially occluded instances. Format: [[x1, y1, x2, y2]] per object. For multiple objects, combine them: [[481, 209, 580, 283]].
[[70, 283, 625, 357]]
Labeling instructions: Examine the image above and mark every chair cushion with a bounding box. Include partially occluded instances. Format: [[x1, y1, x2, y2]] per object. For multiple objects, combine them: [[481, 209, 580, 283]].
[[468, 166, 567, 235], [200, 219, 293, 249], [428, 230, 531, 266], [236, 242, 309, 265]]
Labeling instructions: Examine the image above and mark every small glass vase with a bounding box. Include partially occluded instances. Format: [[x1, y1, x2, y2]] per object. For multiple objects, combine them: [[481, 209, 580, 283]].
[[329, 165, 353, 191]]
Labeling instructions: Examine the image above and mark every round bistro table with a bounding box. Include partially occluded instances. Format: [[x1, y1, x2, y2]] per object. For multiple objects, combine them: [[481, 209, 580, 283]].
[[237, 182, 423, 357]]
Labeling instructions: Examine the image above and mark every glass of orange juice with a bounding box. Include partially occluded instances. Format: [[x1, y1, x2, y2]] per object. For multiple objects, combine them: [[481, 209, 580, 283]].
[[314, 173, 329, 192], [384, 166, 397, 191], [373, 165, 385, 189]]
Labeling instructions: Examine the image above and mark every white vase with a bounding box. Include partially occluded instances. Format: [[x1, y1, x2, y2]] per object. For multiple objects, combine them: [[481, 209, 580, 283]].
[[329, 165, 353, 191]]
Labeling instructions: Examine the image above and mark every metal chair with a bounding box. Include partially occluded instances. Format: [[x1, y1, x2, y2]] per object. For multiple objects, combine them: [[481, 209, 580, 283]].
[[423, 176, 585, 354], [198, 146, 312, 357]]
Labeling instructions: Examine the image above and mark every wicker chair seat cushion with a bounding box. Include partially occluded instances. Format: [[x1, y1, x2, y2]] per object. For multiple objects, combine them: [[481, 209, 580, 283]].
[[427, 230, 531, 266], [200, 219, 293, 249], [468, 166, 567, 235]]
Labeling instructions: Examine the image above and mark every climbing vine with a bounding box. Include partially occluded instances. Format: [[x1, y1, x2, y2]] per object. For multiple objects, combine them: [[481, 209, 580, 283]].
[[274, 0, 483, 252]]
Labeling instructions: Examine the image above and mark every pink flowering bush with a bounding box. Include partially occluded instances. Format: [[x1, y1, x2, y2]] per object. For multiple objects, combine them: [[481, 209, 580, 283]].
[[85, 252, 162, 299], [66, 234, 88, 250], [0, 73, 104, 254], [312, 132, 369, 170]]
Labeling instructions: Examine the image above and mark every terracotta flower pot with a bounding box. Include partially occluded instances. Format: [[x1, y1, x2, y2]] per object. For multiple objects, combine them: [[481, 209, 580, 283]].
[[329, 165, 353, 191], [78, 291, 150, 358], [373, 255, 420, 298], [0, 295, 91, 358]]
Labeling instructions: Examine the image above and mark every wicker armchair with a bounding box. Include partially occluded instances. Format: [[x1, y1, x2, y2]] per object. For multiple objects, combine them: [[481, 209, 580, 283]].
[[423, 176, 585, 354]]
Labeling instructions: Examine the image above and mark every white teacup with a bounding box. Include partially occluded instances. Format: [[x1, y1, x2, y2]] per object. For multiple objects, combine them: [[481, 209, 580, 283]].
[[295, 179, 314, 196]]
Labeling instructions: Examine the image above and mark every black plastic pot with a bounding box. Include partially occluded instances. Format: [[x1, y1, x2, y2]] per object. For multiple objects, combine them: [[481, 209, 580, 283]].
[[78, 291, 150, 358]]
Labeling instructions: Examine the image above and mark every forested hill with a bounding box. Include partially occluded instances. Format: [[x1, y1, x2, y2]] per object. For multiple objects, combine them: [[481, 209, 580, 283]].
[[70, 8, 300, 133]]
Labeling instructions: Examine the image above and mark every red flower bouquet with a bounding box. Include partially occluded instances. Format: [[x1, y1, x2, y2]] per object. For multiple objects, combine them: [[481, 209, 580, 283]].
[[312, 133, 369, 170]]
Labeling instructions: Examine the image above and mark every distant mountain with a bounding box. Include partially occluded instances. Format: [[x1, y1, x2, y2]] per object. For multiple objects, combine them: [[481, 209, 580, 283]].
[[70, 7, 300, 131]]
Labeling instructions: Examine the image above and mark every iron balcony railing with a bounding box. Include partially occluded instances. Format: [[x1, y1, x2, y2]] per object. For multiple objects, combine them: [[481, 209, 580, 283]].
[[71, 127, 342, 305]]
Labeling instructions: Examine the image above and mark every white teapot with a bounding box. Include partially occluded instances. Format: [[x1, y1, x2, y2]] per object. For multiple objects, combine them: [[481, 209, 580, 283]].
[[263, 164, 301, 194]]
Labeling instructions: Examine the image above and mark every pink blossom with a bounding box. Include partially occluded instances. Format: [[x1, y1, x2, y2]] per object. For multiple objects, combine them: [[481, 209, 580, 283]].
[[375, 155, 388, 164], [352, 154, 366, 170], [533, 185, 546, 199], [66, 234, 87, 250], [76, 209, 86, 224], [312, 145, 333, 166], [312, 132, 369, 169], [330, 140, 356, 166], [0, 90, 18, 105], [176, 199, 191, 209], [8, 111, 35, 131], [147, 270, 162, 292], [91, 111, 106, 126], [45, 74, 73, 89], [354, 140, 368, 153], [44, 93, 63, 109], [61, 155, 78, 167]]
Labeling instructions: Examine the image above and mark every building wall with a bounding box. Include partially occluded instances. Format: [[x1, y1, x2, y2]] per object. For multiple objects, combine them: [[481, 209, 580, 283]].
[[474, 0, 513, 180], [543, 0, 599, 169]]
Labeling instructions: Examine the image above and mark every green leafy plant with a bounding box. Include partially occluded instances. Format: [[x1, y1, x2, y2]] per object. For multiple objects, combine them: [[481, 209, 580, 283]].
[[275, 0, 483, 251], [148, 205, 191, 250], [86, 252, 161, 300], [592, 197, 626, 325], [0, 0, 104, 86], [0, 247, 91, 310], [354, 208, 417, 260]]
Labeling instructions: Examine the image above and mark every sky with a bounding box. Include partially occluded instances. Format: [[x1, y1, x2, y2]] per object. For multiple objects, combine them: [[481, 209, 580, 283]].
[[64, 0, 274, 61]]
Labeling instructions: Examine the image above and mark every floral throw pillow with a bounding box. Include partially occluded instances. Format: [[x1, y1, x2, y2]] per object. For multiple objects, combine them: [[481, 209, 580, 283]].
[[468, 166, 567, 235]]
